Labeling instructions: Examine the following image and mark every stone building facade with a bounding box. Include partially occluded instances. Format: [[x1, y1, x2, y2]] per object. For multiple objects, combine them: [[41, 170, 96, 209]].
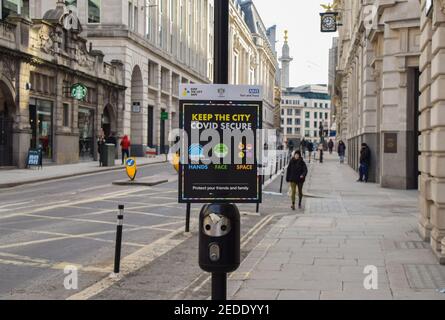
[[333, 0, 445, 264], [418, 0, 445, 263], [229, 0, 278, 132], [0, 3, 125, 168], [35, 0, 214, 156], [333, 0, 421, 188]]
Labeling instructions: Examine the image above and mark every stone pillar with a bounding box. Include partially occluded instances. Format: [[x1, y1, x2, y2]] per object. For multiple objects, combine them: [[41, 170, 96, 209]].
[[155, 63, 162, 153], [362, 39, 379, 183], [419, 0, 434, 242], [427, 1, 445, 263], [14, 60, 31, 169]]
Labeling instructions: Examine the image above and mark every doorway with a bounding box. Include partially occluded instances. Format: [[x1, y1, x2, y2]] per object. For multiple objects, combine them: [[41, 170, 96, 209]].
[[407, 68, 420, 189], [0, 104, 13, 166], [147, 105, 154, 147]]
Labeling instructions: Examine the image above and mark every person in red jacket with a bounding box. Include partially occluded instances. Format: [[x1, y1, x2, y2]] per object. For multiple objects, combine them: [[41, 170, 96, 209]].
[[120, 135, 131, 164]]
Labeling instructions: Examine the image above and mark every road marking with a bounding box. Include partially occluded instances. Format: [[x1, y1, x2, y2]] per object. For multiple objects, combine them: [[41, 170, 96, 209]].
[[0, 219, 186, 250], [67, 224, 194, 300], [0, 186, 150, 220], [0, 201, 34, 209], [0, 252, 111, 274]]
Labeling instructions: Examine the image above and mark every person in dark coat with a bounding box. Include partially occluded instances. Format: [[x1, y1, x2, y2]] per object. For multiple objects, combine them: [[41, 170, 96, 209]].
[[358, 143, 371, 182], [338, 140, 346, 164], [328, 139, 334, 154], [286, 150, 308, 210]]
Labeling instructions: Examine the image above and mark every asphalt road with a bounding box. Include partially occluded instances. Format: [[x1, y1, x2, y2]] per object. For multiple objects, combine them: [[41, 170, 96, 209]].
[[0, 162, 286, 300]]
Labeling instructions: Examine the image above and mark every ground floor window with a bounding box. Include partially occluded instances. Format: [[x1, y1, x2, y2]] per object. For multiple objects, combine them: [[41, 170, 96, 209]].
[[78, 107, 95, 160], [29, 98, 53, 160]]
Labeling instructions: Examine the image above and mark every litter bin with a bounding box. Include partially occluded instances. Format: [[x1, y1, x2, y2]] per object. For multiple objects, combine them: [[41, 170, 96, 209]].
[[102, 144, 116, 167]]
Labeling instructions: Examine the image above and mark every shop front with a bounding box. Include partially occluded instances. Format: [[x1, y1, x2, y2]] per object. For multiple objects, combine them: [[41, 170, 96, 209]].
[[78, 107, 95, 161], [29, 98, 53, 162]]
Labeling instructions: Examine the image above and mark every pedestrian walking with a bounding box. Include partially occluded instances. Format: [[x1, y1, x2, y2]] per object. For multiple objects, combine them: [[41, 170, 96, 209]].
[[97, 133, 106, 166], [318, 142, 324, 163], [328, 139, 334, 154], [307, 141, 313, 163], [286, 151, 308, 210], [120, 135, 131, 165], [338, 140, 346, 164], [300, 138, 307, 159], [358, 143, 371, 183]]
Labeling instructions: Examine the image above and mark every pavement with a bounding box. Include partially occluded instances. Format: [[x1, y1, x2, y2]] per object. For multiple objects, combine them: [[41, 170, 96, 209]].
[[228, 154, 445, 300], [0, 156, 167, 188]]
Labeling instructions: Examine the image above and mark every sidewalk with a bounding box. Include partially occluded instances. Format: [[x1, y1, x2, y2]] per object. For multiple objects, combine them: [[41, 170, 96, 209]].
[[0, 155, 167, 188], [229, 154, 445, 300]]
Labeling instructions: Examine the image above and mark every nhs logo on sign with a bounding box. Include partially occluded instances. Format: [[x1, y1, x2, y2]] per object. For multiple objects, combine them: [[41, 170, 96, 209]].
[[249, 89, 260, 94]]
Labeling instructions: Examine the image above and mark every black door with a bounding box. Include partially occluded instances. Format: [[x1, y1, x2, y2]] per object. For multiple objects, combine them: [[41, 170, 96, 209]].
[[147, 106, 154, 147], [413, 69, 420, 189], [160, 108, 166, 154], [0, 115, 13, 166]]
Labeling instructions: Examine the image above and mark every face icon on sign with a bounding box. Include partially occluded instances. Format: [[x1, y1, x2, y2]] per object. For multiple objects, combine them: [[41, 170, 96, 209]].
[[213, 144, 229, 158]]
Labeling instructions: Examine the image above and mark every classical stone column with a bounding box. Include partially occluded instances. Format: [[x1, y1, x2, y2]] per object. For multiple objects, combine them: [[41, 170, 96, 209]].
[[428, 2, 445, 263], [419, 1, 434, 242]]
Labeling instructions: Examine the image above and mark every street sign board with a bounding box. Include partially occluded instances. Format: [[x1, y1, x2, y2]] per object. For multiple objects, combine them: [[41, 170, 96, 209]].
[[125, 157, 137, 181], [179, 84, 262, 204], [26, 149, 43, 169], [161, 111, 169, 121]]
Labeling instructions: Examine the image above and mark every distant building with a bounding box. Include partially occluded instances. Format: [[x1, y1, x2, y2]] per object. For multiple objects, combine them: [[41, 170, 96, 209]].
[[280, 85, 332, 148]]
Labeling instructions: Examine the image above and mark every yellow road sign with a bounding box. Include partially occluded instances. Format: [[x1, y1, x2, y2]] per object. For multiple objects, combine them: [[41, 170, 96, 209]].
[[125, 157, 137, 181]]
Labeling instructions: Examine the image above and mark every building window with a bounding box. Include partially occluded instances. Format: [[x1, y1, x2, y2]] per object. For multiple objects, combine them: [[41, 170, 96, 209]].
[[88, 0, 101, 23], [325, 103, 329, 108], [281, 119, 284, 126], [314, 102, 318, 108], [314, 113, 318, 119], [128, 2, 133, 30], [305, 112, 310, 119], [29, 98, 53, 160], [305, 130, 310, 137], [325, 113, 328, 120], [305, 121, 310, 128], [65, 0, 77, 12], [63, 103, 70, 127], [287, 109, 292, 116], [295, 109, 301, 116], [281, 109, 284, 115], [314, 122, 318, 128], [287, 119, 292, 125], [1, 0, 29, 19], [233, 53, 239, 84], [287, 128, 292, 135], [295, 119, 300, 125], [296, 128, 300, 133], [304, 102, 307, 107]]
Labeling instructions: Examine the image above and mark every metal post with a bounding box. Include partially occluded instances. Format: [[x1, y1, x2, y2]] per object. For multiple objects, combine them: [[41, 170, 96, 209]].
[[212, 273, 227, 301], [280, 169, 285, 194], [211, 0, 230, 302], [185, 203, 191, 233], [114, 205, 124, 274], [214, 0, 229, 84]]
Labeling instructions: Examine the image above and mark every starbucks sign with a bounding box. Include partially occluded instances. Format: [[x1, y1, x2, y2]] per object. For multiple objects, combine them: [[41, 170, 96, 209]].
[[71, 83, 88, 101]]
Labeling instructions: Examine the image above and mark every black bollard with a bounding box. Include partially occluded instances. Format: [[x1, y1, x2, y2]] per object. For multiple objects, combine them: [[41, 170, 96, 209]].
[[114, 205, 124, 274], [185, 203, 191, 233]]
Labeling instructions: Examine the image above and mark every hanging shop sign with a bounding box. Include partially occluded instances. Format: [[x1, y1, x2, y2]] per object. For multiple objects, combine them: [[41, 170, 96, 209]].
[[179, 84, 263, 204], [71, 83, 88, 101], [161, 111, 169, 121]]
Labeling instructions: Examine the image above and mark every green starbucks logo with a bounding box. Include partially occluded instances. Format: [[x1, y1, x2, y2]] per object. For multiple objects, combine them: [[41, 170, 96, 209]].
[[213, 144, 229, 158]]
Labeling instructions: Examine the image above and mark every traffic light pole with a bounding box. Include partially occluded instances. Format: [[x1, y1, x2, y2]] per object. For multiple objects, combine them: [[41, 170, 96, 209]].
[[212, 0, 230, 302]]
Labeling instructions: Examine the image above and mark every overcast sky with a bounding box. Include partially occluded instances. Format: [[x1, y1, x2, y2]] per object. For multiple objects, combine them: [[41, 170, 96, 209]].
[[253, 0, 336, 87]]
